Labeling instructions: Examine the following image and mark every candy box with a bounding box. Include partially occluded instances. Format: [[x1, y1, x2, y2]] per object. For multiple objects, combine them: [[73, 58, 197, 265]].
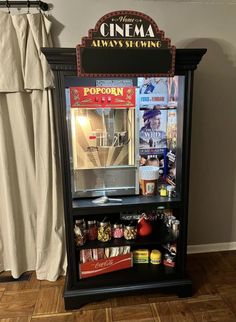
[[79, 253, 133, 279], [133, 249, 149, 264]]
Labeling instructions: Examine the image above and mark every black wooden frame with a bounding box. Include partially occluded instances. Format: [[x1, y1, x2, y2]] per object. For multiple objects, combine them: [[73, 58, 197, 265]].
[[43, 47, 206, 309]]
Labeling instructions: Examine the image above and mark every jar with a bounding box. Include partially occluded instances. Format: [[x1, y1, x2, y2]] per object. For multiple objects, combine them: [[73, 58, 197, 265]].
[[172, 219, 180, 231], [74, 219, 86, 246], [124, 224, 137, 240], [150, 249, 161, 265], [167, 215, 176, 229], [160, 185, 167, 197], [98, 221, 111, 242], [112, 224, 124, 239], [172, 219, 180, 238], [87, 220, 98, 241]]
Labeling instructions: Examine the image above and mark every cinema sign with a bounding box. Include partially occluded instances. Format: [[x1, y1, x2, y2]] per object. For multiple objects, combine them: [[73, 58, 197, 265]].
[[76, 10, 176, 77]]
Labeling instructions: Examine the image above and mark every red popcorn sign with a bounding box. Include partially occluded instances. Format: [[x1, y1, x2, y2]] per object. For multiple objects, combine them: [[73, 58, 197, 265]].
[[70, 86, 136, 108]]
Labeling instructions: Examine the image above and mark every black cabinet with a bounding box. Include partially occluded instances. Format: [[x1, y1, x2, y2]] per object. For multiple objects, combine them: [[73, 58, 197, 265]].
[[43, 47, 206, 310]]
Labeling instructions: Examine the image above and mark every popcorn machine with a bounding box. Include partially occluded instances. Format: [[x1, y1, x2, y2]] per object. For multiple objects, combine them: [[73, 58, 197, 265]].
[[66, 82, 139, 198]]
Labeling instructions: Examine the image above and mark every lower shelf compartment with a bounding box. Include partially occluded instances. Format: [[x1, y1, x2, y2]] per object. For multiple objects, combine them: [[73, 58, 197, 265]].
[[64, 264, 192, 309], [76, 263, 178, 289], [64, 274, 192, 310]]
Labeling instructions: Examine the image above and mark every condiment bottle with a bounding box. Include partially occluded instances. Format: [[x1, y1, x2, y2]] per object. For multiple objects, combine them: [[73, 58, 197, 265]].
[[112, 223, 124, 239], [98, 220, 111, 242], [160, 185, 167, 197], [166, 185, 175, 198], [172, 219, 180, 231], [150, 249, 161, 265], [172, 219, 180, 238], [87, 220, 98, 241]]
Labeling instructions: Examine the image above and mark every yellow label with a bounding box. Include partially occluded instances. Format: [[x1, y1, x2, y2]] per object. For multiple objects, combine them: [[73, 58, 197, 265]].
[[133, 249, 149, 256], [150, 250, 161, 264], [160, 188, 167, 197]]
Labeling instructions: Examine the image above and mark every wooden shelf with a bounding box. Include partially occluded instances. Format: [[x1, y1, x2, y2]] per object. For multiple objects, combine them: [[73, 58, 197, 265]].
[[72, 194, 183, 215], [65, 265, 192, 309], [76, 226, 177, 250], [75, 263, 178, 289]]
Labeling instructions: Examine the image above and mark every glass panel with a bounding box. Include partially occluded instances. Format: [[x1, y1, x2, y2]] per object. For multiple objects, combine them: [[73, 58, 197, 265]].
[[137, 76, 185, 196], [64, 76, 185, 199], [65, 77, 138, 198], [70, 107, 135, 168]]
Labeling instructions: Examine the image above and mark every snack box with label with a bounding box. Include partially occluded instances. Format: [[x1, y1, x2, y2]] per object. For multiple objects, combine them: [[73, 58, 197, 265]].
[[79, 252, 133, 279], [133, 249, 149, 264]]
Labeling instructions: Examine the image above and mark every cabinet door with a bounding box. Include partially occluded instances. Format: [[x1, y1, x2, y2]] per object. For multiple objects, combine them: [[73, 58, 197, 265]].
[[137, 76, 185, 198], [64, 76, 139, 198], [63, 75, 186, 200]]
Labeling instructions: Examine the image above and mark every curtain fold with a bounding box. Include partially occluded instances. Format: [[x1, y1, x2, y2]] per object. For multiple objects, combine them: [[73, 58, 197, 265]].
[[0, 11, 66, 281]]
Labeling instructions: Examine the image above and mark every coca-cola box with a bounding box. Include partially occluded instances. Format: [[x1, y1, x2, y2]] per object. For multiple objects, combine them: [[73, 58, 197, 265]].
[[79, 253, 133, 279]]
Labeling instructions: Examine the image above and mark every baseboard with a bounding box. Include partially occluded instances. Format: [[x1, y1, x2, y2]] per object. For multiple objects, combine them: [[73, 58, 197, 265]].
[[187, 242, 236, 254]]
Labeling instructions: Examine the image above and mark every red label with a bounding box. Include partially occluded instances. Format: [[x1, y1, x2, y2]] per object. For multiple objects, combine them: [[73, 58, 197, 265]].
[[70, 87, 136, 108], [79, 253, 133, 279]]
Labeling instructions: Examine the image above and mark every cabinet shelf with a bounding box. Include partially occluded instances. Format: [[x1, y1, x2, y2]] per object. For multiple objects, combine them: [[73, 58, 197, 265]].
[[75, 263, 178, 289], [76, 227, 177, 250], [66, 263, 192, 309], [72, 194, 183, 215]]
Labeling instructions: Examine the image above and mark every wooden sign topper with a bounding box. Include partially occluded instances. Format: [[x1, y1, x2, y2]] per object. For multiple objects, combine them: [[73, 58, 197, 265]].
[[76, 10, 176, 77]]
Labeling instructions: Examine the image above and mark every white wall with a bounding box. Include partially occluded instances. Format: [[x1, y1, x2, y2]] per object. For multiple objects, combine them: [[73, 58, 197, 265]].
[[49, 0, 236, 245]]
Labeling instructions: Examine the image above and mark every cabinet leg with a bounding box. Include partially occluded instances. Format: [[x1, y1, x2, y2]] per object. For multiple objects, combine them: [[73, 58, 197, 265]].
[[64, 297, 91, 310], [177, 283, 193, 298]]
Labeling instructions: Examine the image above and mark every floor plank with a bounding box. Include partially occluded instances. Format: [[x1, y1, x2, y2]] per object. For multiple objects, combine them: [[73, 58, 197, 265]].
[[150, 302, 173, 322], [81, 298, 112, 311], [220, 289, 236, 316], [111, 303, 154, 322], [0, 286, 6, 292], [193, 309, 236, 322], [33, 286, 65, 315], [0, 290, 38, 319], [40, 277, 65, 288], [73, 309, 108, 322], [0, 318, 31, 322], [31, 313, 73, 322], [111, 294, 149, 307], [167, 300, 196, 322]]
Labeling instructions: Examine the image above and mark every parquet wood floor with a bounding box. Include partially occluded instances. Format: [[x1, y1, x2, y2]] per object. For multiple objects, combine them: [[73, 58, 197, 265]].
[[0, 251, 236, 321]]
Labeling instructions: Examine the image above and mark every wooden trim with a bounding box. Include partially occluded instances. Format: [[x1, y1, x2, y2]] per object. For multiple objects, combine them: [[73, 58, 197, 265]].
[[187, 242, 236, 254], [42, 48, 206, 73]]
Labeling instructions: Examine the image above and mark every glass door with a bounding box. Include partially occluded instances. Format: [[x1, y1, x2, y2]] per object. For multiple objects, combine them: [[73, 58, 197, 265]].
[[64, 75, 185, 199], [65, 77, 139, 198]]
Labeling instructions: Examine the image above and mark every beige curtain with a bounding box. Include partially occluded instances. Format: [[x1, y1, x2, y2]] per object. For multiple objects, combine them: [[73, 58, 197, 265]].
[[0, 11, 66, 281]]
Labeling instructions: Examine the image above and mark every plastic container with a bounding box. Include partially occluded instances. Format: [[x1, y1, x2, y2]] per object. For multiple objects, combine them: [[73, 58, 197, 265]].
[[139, 166, 159, 196], [150, 249, 161, 265]]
